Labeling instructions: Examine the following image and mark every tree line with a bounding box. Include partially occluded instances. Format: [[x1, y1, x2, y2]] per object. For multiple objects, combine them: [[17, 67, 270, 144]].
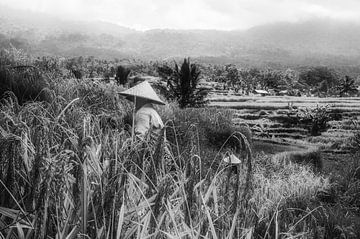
[[1, 47, 359, 111], [32, 53, 360, 99], [208, 64, 359, 97]]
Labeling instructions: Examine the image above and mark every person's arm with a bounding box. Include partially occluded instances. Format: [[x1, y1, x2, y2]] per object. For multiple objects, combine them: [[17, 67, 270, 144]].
[[134, 113, 150, 136], [149, 110, 164, 129]]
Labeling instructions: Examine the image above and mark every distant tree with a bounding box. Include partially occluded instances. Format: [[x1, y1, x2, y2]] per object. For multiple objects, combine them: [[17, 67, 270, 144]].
[[85, 56, 96, 78], [103, 66, 116, 83], [33, 56, 64, 79], [65, 57, 84, 79], [115, 65, 131, 85], [110, 66, 116, 76], [281, 69, 302, 93], [338, 75, 358, 97], [239, 68, 261, 95], [212, 65, 226, 83], [224, 64, 240, 91], [157, 58, 208, 108], [260, 69, 283, 90], [299, 67, 339, 96], [208, 65, 228, 90], [356, 76, 360, 86]]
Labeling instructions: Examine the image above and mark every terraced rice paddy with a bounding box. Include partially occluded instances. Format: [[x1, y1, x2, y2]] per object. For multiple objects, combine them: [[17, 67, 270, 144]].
[[211, 95, 360, 155], [210, 95, 360, 109]]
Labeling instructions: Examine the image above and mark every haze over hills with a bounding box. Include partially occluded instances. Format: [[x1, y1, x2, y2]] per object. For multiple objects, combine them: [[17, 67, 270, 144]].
[[1, 5, 360, 67]]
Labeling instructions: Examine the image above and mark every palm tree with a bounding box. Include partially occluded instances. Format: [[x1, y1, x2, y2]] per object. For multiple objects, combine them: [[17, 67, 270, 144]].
[[157, 58, 208, 108], [338, 75, 358, 97]]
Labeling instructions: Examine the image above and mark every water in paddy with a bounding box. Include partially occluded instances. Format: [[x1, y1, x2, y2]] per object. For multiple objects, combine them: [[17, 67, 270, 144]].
[[253, 140, 307, 155]]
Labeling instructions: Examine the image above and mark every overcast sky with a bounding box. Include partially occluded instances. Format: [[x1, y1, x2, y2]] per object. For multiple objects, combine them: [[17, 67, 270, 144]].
[[0, 0, 359, 30]]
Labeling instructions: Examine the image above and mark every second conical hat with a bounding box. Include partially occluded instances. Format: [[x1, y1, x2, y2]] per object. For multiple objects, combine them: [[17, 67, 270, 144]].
[[223, 153, 242, 164], [118, 81, 165, 105]]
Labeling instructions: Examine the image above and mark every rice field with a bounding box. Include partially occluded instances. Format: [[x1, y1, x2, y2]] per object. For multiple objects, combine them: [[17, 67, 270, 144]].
[[210, 95, 360, 110], [1, 57, 360, 238], [210, 95, 360, 146], [211, 94, 360, 238]]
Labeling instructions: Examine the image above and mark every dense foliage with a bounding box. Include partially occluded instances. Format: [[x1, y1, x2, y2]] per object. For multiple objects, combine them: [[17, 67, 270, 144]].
[[157, 58, 209, 108], [299, 67, 339, 96], [207, 64, 360, 97]]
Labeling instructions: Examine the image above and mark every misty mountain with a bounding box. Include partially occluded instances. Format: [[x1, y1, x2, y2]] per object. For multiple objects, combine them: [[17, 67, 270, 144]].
[[1, 6, 360, 67], [0, 5, 135, 37], [246, 20, 360, 56]]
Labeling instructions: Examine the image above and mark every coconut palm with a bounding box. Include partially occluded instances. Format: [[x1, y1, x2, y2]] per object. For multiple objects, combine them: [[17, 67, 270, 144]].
[[338, 75, 358, 97]]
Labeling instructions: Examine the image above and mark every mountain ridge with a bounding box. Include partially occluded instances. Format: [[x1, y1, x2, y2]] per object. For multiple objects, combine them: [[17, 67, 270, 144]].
[[1, 6, 360, 67]]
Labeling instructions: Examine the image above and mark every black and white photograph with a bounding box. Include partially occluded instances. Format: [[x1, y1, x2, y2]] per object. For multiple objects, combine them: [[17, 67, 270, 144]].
[[0, 0, 360, 238]]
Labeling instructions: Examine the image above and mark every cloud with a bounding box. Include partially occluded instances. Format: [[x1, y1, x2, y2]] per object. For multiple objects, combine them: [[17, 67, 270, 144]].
[[203, 0, 360, 27], [0, 0, 359, 30]]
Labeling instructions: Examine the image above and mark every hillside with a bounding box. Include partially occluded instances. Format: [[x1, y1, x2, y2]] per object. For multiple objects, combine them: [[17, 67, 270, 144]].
[[1, 6, 360, 66]]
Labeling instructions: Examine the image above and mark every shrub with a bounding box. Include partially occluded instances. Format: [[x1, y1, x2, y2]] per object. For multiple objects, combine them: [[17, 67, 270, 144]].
[[115, 65, 131, 85], [296, 105, 331, 136], [157, 58, 208, 108]]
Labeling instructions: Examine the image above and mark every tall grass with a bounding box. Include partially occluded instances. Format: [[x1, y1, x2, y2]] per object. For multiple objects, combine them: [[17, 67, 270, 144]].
[[0, 54, 335, 238]]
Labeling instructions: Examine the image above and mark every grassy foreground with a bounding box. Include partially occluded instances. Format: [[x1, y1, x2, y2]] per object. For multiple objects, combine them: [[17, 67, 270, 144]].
[[0, 75, 339, 239]]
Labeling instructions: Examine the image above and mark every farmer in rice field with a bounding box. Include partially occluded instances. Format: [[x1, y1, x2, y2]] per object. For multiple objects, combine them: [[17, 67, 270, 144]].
[[119, 80, 165, 139], [119, 81, 170, 188]]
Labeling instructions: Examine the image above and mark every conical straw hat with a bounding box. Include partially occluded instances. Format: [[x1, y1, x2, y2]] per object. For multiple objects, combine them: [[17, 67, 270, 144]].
[[118, 81, 165, 105], [223, 153, 242, 164]]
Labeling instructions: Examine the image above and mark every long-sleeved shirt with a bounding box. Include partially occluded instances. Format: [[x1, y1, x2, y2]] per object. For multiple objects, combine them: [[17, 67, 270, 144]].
[[134, 103, 164, 137]]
